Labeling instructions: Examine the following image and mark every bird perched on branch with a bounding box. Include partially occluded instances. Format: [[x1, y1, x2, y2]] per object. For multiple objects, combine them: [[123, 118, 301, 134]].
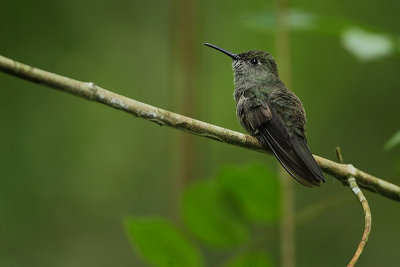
[[204, 43, 325, 187]]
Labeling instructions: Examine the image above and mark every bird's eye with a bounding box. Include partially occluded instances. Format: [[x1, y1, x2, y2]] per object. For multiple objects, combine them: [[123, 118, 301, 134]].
[[250, 59, 259, 65]]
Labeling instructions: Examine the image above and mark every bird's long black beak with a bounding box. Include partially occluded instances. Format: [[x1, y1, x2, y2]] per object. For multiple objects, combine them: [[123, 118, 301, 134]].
[[203, 43, 240, 60]]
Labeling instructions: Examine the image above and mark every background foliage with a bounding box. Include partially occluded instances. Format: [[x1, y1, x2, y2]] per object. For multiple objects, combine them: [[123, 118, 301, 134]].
[[1, 0, 399, 266]]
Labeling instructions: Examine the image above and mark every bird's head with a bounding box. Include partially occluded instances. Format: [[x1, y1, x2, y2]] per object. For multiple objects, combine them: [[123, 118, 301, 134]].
[[204, 43, 279, 88]]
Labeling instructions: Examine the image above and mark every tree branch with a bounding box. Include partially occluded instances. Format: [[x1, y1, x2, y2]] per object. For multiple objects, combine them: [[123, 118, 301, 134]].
[[1, 54, 399, 202]]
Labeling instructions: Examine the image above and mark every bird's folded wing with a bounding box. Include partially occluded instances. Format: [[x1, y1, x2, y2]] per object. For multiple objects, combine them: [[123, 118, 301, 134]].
[[245, 99, 324, 187]]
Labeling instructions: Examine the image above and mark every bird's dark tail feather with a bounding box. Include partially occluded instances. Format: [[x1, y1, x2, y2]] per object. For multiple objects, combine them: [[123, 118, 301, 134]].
[[257, 128, 325, 187]]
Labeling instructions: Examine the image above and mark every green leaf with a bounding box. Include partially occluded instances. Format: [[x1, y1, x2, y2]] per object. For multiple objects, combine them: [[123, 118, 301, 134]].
[[243, 8, 399, 61], [242, 9, 359, 35], [341, 27, 394, 61], [183, 180, 249, 247], [384, 130, 400, 151], [225, 252, 273, 267], [125, 217, 202, 267], [219, 164, 280, 223]]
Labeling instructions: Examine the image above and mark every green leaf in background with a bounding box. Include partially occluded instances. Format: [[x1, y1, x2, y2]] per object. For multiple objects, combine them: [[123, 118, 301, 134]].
[[219, 164, 280, 223], [183, 180, 249, 247], [243, 9, 320, 33], [384, 130, 400, 151], [243, 8, 400, 62], [341, 27, 394, 61], [243, 8, 362, 35], [125, 217, 202, 267], [225, 252, 273, 267]]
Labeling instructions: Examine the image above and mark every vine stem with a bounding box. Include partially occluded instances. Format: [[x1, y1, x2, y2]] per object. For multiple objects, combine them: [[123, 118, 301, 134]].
[[336, 147, 372, 267]]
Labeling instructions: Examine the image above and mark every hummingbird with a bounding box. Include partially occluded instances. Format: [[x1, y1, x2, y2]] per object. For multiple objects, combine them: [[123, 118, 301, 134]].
[[204, 43, 325, 187]]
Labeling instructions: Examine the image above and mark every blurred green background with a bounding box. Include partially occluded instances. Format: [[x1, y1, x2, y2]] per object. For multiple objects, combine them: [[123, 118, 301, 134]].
[[1, 0, 400, 266]]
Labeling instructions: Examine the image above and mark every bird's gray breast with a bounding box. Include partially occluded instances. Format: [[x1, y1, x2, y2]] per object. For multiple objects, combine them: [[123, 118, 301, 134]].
[[235, 91, 270, 135], [235, 95, 252, 133]]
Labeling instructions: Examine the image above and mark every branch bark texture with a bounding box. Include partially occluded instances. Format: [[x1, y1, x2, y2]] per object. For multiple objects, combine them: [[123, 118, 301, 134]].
[[1, 54, 399, 202]]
